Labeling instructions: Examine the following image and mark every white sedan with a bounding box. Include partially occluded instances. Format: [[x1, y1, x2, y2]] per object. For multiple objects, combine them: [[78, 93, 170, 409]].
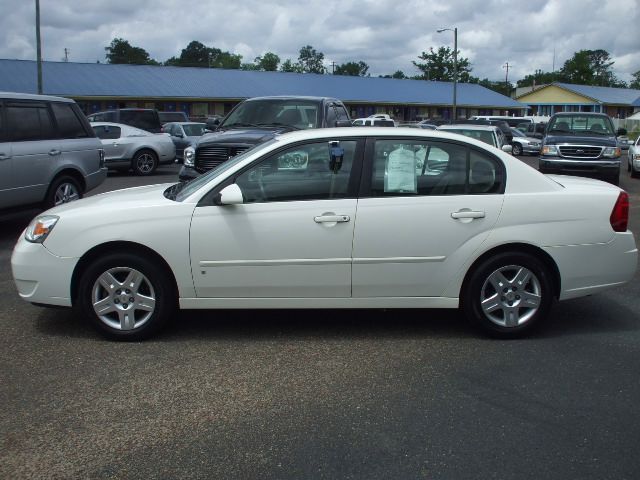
[[91, 122, 176, 175], [12, 128, 637, 340]]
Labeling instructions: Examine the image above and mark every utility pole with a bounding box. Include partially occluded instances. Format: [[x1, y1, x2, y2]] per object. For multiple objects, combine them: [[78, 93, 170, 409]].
[[64, 48, 69, 62], [35, 0, 42, 94], [503, 61, 511, 90], [330, 61, 336, 74]]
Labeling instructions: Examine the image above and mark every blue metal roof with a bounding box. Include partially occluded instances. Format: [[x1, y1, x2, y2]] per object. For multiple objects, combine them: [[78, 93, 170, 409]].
[[554, 82, 640, 106], [0, 59, 524, 108]]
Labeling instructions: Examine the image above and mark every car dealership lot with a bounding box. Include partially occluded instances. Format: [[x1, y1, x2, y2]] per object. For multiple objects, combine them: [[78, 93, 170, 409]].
[[1, 159, 640, 479]]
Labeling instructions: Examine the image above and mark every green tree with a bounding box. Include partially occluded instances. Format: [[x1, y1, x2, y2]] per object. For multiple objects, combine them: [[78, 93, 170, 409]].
[[630, 70, 640, 90], [298, 45, 326, 74], [255, 52, 280, 71], [334, 61, 369, 76], [280, 58, 303, 73], [165, 41, 242, 69], [380, 70, 407, 79], [413, 46, 475, 82], [477, 78, 514, 97], [560, 49, 626, 87], [105, 38, 158, 65], [516, 69, 559, 88]]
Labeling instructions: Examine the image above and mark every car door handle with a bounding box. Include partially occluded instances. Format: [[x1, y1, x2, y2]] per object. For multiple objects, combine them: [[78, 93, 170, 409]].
[[314, 214, 351, 223], [451, 210, 485, 219], [0, 153, 10, 161], [48, 149, 61, 156], [112, 143, 119, 146]]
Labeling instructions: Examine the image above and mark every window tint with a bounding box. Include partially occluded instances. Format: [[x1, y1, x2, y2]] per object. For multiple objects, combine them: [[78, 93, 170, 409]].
[[119, 110, 160, 131], [370, 139, 502, 196], [0, 104, 4, 140], [6, 103, 55, 141], [235, 140, 357, 203], [52, 103, 88, 139], [325, 105, 337, 127], [92, 125, 121, 140], [335, 105, 350, 122]]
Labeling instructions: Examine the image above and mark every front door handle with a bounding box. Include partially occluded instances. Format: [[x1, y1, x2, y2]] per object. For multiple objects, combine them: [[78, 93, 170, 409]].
[[112, 143, 119, 147], [48, 149, 61, 156], [314, 214, 351, 223], [451, 210, 485, 219], [0, 153, 10, 161]]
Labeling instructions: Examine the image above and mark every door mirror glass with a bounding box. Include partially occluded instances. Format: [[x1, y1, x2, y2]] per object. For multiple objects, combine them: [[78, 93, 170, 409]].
[[617, 128, 627, 137]]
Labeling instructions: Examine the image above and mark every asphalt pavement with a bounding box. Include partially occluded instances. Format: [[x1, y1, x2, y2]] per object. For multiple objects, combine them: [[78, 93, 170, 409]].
[[1, 159, 639, 479]]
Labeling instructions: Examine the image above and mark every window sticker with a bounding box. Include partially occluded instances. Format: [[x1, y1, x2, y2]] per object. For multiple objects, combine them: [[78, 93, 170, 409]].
[[384, 146, 417, 193]]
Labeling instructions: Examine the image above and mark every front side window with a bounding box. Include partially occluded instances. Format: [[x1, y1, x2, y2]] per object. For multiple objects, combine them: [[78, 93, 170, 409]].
[[235, 140, 358, 203], [6, 103, 55, 141], [370, 139, 503, 196]]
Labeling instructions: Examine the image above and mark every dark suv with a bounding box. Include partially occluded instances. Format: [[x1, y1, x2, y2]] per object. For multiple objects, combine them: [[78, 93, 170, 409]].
[[539, 112, 626, 185], [179, 96, 352, 181], [87, 108, 162, 133]]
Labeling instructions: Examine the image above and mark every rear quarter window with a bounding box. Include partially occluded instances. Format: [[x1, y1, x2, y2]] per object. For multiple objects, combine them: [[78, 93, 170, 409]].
[[52, 103, 88, 139]]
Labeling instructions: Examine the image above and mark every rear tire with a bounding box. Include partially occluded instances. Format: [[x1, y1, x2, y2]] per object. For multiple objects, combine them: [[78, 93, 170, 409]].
[[76, 253, 176, 340], [462, 252, 553, 338], [44, 175, 82, 210], [132, 150, 158, 176]]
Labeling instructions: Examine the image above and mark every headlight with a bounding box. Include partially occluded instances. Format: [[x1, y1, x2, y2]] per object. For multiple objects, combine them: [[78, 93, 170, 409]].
[[542, 145, 558, 155], [184, 147, 195, 167], [632, 153, 640, 161], [602, 147, 621, 158], [25, 215, 59, 243], [529, 142, 540, 147]]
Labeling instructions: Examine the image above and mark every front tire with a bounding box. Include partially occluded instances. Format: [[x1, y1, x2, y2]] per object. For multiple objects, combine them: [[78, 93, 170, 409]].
[[462, 252, 554, 338], [512, 143, 523, 156], [132, 150, 158, 176], [76, 253, 176, 340]]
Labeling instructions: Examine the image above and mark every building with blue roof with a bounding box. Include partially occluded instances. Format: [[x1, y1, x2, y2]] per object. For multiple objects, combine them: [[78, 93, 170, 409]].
[[0, 59, 525, 121], [516, 82, 640, 118]]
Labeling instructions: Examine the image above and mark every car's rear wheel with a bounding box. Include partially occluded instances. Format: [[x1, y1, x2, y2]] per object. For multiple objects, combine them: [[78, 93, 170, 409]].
[[132, 150, 158, 176], [77, 253, 176, 340], [44, 175, 82, 210], [462, 252, 553, 338], [512, 143, 523, 156]]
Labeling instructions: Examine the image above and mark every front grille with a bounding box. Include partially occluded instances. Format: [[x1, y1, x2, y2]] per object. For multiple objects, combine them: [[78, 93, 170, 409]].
[[195, 145, 251, 173], [558, 145, 603, 159]]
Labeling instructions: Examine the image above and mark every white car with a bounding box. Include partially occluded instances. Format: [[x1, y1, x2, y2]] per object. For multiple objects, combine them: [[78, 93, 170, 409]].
[[12, 128, 637, 340], [627, 136, 640, 178], [437, 124, 513, 154], [91, 122, 176, 175]]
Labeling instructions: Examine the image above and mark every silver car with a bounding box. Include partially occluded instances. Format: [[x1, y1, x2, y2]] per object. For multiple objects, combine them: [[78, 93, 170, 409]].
[[510, 128, 542, 156], [91, 122, 176, 175]]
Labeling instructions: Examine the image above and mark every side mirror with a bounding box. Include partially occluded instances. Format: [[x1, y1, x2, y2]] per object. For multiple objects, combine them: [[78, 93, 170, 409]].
[[174, 133, 184, 138], [502, 144, 513, 154], [335, 120, 353, 128], [617, 128, 627, 136], [216, 184, 244, 205]]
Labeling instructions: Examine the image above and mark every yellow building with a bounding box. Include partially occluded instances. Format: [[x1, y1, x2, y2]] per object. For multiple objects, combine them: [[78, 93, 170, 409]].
[[516, 83, 640, 118]]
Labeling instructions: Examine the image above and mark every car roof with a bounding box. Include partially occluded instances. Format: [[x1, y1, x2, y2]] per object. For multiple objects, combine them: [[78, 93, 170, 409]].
[[0, 91, 75, 103], [89, 121, 152, 134], [243, 95, 339, 102], [438, 124, 498, 132]]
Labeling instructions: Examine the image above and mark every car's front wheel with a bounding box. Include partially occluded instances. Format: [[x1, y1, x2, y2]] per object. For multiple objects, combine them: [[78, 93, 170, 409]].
[[512, 143, 523, 156], [132, 150, 158, 176], [77, 253, 176, 340], [462, 252, 554, 338]]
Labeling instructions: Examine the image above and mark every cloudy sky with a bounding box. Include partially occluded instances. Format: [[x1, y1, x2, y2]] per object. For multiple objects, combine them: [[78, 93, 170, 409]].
[[1, 0, 638, 84]]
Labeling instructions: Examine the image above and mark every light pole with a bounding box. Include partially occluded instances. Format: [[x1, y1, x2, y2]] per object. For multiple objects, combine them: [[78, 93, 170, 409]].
[[35, 0, 42, 94], [437, 27, 457, 122]]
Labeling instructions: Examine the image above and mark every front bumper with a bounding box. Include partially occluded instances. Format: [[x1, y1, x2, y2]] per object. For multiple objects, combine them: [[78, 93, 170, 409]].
[[11, 237, 78, 307], [539, 157, 620, 178]]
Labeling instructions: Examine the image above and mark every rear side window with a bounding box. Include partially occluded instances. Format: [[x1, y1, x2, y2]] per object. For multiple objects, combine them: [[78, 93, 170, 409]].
[[52, 103, 88, 139], [92, 125, 121, 140], [6, 103, 55, 141]]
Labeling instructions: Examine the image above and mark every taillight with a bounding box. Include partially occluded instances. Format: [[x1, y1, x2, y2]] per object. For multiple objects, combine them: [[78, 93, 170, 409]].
[[610, 191, 629, 232]]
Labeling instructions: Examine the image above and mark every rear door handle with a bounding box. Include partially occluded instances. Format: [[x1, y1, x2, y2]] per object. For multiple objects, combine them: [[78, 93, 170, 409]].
[[0, 153, 10, 161], [48, 149, 61, 156], [451, 210, 485, 219], [314, 214, 350, 223]]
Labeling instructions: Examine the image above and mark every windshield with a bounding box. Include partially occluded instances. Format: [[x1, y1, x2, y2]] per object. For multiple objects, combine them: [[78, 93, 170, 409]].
[[169, 138, 278, 202], [511, 128, 526, 137], [548, 115, 614, 136], [182, 123, 206, 136], [221, 99, 320, 130]]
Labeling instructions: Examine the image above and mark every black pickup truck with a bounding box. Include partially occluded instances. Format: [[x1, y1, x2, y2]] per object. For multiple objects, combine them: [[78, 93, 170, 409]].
[[538, 112, 627, 185], [179, 96, 352, 181]]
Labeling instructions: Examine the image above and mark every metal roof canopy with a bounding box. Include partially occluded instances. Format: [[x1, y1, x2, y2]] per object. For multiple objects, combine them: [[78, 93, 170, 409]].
[[0, 59, 524, 109]]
